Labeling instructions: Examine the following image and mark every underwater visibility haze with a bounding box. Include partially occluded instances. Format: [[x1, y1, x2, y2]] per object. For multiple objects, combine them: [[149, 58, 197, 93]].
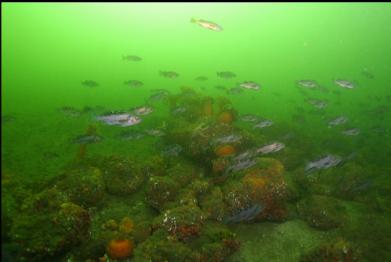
[[2, 3, 391, 261]]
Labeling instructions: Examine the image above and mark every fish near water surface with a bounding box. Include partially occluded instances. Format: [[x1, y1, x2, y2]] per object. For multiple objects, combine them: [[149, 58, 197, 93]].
[[124, 80, 143, 87], [160, 71, 179, 78], [217, 71, 236, 79], [240, 81, 261, 90], [297, 80, 318, 89], [81, 80, 99, 88], [191, 18, 223, 32], [122, 55, 142, 61], [195, 76, 208, 81], [335, 79, 355, 89]]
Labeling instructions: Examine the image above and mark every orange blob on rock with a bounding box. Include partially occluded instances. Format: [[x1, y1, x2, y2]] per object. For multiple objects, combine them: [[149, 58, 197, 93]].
[[217, 111, 234, 124], [215, 145, 236, 157], [107, 239, 134, 259], [203, 102, 213, 116]]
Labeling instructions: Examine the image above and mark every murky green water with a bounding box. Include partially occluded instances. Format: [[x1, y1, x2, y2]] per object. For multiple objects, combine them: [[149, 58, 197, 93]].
[[2, 3, 391, 261]]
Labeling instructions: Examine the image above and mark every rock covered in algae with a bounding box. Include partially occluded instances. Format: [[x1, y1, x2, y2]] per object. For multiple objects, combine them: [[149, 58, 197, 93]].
[[241, 157, 290, 222], [97, 155, 145, 196], [297, 195, 348, 230], [153, 204, 207, 241], [145, 175, 181, 211], [199, 186, 226, 221], [133, 229, 194, 262], [165, 160, 199, 185], [192, 222, 240, 262], [10, 200, 90, 261], [217, 157, 291, 223], [145, 160, 201, 211], [56, 167, 105, 207], [300, 237, 362, 262], [133, 222, 239, 262]]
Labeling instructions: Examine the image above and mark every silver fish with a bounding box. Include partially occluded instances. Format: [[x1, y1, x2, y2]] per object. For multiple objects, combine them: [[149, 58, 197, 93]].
[[328, 116, 348, 127], [212, 134, 242, 145], [305, 154, 342, 172], [335, 79, 355, 89], [306, 99, 328, 109], [96, 113, 142, 127], [224, 158, 257, 176], [233, 150, 256, 162], [297, 80, 317, 89], [72, 134, 102, 144], [342, 128, 360, 136], [256, 142, 285, 154], [240, 81, 260, 90], [240, 114, 259, 122], [133, 106, 153, 116], [253, 120, 273, 129]]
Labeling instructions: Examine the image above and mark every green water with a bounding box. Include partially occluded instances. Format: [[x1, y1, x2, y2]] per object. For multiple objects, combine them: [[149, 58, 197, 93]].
[[2, 3, 391, 261]]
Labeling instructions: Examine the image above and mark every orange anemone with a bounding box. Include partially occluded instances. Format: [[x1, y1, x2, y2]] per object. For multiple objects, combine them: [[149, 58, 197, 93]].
[[217, 111, 234, 124], [215, 145, 236, 157], [107, 239, 134, 259], [203, 98, 214, 116]]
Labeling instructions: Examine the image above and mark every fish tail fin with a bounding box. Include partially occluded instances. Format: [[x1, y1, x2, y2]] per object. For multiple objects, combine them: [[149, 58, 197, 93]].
[[190, 17, 197, 23]]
